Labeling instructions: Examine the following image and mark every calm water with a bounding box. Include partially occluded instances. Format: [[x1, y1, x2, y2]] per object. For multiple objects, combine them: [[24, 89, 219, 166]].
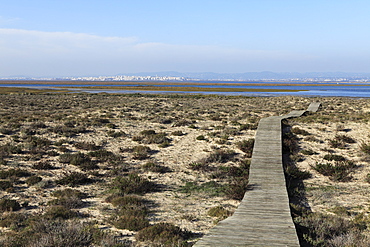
[[2, 82, 370, 97]]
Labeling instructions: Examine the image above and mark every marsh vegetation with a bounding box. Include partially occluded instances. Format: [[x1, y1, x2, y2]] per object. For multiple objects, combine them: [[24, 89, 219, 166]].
[[0, 92, 370, 246]]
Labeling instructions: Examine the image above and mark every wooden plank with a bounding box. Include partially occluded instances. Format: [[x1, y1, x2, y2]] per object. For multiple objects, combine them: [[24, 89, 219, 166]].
[[194, 103, 321, 246]]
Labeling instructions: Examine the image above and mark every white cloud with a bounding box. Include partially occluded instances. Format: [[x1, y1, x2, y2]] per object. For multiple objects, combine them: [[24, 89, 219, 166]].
[[0, 28, 320, 76], [0, 16, 21, 25]]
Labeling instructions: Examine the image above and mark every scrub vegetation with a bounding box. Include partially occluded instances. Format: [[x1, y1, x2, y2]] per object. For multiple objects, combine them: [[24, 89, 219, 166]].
[[1, 91, 370, 246]]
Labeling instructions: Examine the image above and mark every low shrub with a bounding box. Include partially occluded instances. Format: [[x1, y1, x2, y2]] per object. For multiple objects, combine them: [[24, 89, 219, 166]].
[[26, 175, 42, 186], [113, 215, 149, 231], [43, 205, 78, 220], [136, 223, 192, 246], [200, 149, 236, 164], [0, 212, 28, 229], [0, 180, 13, 191], [329, 135, 356, 149], [133, 130, 171, 145], [304, 136, 322, 143], [312, 160, 356, 182], [188, 162, 212, 172], [283, 133, 300, 154], [171, 131, 185, 136], [196, 135, 207, 141], [239, 123, 258, 131], [59, 152, 98, 170], [291, 127, 311, 136], [285, 165, 312, 180], [178, 181, 224, 197], [107, 130, 126, 138], [172, 119, 193, 127], [0, 199, 21, 212], [109, 195, 144, 207], [32, 161, 56, 170], [300, 149, 316, 155], [73, 141, 100, 151], [323, 154, 346, 162], [207, 206, 232, 220], [88, 149, 121, 162], [48, 196, 85, 209], [111, 173, 157, 195], [132, 145, 152, 160], [294, 212, 357, 246], [224, 178, 249, 200], [0, 168, 31, 179], [236, 139, 255, 158], [142, 162, 169, 173], [360, 141, 370, 155], [210, 160, 250, 180], [56, 172, 93, 187], [52, 188, 88, 199]]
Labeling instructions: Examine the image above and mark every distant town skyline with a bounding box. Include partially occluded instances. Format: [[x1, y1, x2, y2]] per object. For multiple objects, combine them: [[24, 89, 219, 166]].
[[1, 1, 370, 77]]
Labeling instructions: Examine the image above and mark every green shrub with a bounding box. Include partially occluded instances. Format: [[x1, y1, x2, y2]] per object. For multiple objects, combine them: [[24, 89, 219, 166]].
[[291, 127, 310, 136], [43, 205, 78, 220], [300, 149, 316, 155], [239, 123, 258, 131], [294, 212, 355, 246], [335, 134, 356, 144], [236, 139, 255, 158], [52, 188, 87, 199], [107, 130, 126, 138], [32, 161, 56, 170], [207, 206, 232, 219], [224, 178, 249, 200], [0, 168, 31, 179], [201, 149, 236, 164], [283, 133, 300, 154], [171, 131, 185, 136], [285, 165, 311, 180], [113, 215, 149, 231], [196, 135, 206, 141], [142, 162, 169, 173], [48, 196, 85, 209], [172, 119, 193, 127], [312, 161, 356, 182], [112, 173, 156, 195], [56, 172, 93, 187], [73, 141, 100, 151], [188, 162, 212, 172], [329, 135, 356, 149], [210, 161, 250, 180], [51, 125, 87, 137], [133, 130, 171, 145], [26, 176, 42, 186], [136, 223, 192, 246], [360, 141, 370, 155], [88, 149, 121, 162], [109, 195, 144, 207], [323, 154, 346, 162], [0, 199, 21, 212], [132, 145, 152, 160], [0, 144, 22, 156], [178, 181, 224, 197], [0, 212, 28, 229], [0, 180, 13, 191], [59, 152, 98, 170]]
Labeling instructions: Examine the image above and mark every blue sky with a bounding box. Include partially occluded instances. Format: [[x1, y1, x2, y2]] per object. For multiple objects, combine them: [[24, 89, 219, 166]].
[[1, 0, 370, 77]]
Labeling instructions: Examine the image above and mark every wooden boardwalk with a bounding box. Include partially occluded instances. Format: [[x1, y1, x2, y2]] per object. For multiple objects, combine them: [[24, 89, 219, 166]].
[[194, 102, 320, 247]]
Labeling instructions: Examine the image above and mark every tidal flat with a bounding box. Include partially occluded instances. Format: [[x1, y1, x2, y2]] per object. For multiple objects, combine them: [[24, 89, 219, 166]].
[[1, 92, 370, 246]]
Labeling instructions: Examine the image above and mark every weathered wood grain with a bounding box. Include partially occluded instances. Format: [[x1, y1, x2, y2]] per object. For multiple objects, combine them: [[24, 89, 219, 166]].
[[194, 103, 320, 246]]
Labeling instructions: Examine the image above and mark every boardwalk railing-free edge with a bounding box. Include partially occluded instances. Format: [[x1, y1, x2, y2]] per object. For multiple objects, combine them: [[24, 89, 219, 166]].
[[194, 102, 321, 247]]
